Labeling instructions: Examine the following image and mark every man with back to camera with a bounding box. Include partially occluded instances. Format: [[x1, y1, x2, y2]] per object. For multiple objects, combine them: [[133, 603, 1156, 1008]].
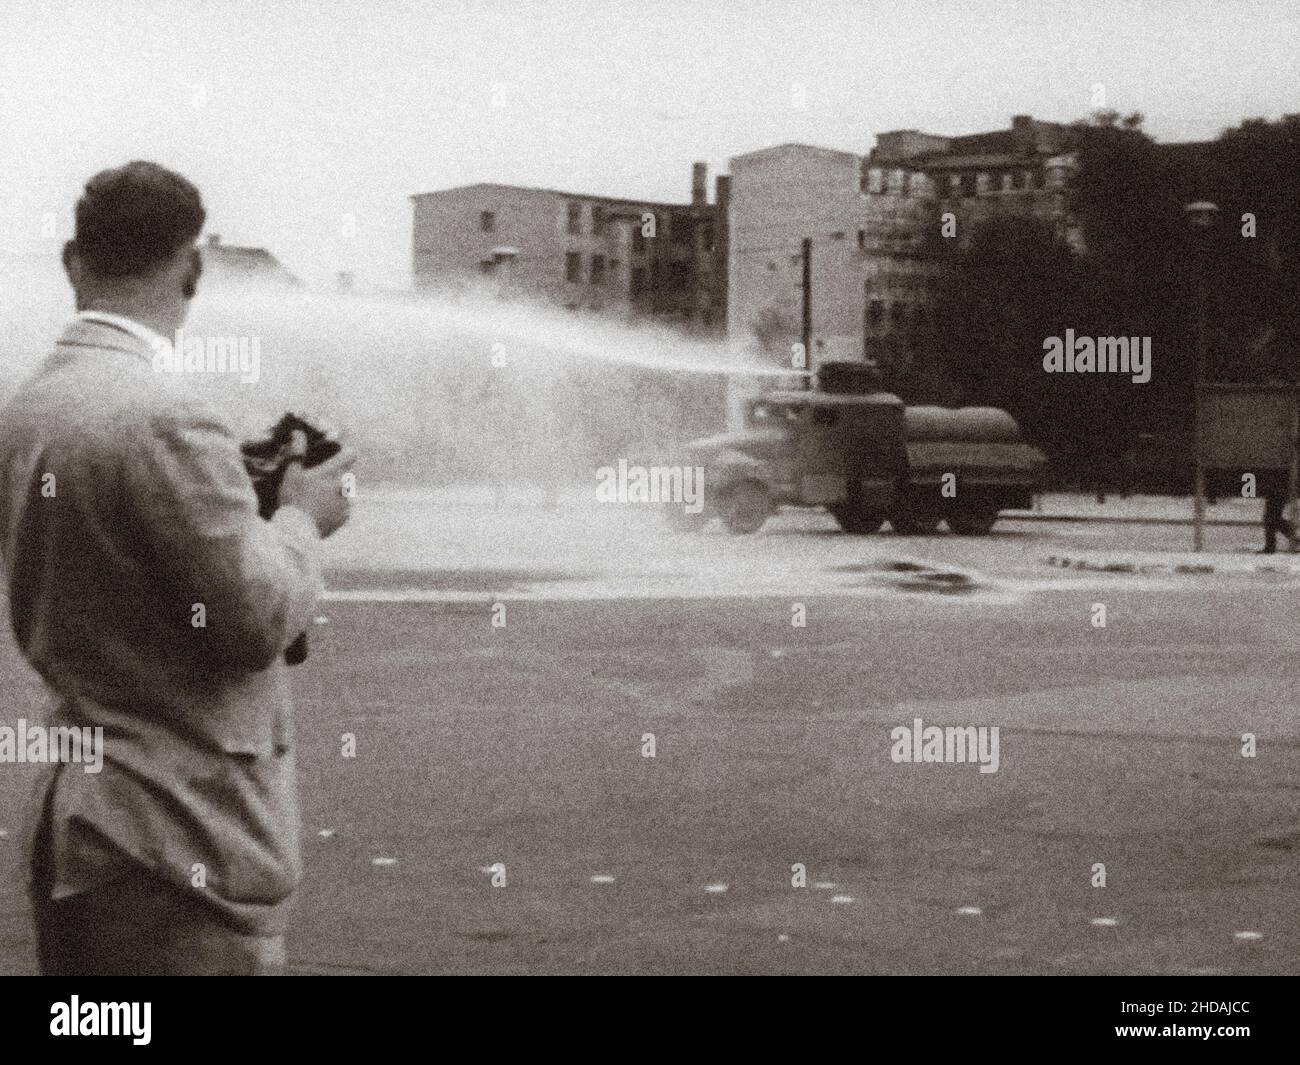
[[0, 161, 356, 974]]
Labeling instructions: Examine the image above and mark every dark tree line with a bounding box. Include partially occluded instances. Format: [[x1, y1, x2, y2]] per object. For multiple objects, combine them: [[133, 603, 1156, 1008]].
[[890, 111, 1300, 490]]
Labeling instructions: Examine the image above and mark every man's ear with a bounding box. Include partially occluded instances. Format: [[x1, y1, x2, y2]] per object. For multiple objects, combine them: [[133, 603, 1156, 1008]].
[[61, 241, 81, 284]]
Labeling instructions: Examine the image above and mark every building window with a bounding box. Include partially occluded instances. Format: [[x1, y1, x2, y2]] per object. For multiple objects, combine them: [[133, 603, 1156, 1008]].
[[1001, 173, 1013, 192], [565, 251, 581, 282], [591, 205, 605, 236], [866, 167, 885, 195], [480, 210, 496, 233], [590, 254, 605, 285], [900, 171, 911, 197], [567, 202, 582, 235], [976, 172, 991, 195], [857, 229, 867, 250]]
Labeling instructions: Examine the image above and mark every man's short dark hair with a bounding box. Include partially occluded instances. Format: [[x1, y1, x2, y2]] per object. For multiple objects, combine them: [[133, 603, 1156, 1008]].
[[72, 161, 206, 278]]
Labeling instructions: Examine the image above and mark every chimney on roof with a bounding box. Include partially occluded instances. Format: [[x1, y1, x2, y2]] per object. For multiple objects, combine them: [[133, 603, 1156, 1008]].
[[207, 233, 221, 247], [1011, 114, 1035, 154], [692, 162, 707, 207]]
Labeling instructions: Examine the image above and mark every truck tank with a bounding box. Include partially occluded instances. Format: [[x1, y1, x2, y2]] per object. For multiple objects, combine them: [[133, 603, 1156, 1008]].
[[903, 406, 1023, 442]]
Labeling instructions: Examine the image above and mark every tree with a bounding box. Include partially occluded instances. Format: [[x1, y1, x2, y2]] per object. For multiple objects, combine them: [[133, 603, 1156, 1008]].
[[750, 305, 797, 362], [930, 213, 1099, 479], [1204, 115, 1300, 381]]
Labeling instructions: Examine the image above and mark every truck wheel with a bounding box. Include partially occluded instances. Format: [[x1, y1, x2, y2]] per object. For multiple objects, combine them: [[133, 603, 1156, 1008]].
[[891, 509, 942, 535], [947, 506, 999, 536], [830, 502, 885, 535], [720, 482, 771, 535]]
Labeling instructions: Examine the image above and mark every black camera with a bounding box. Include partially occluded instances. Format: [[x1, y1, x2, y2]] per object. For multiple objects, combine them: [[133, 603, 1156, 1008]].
[[241, 413, 342, 665]]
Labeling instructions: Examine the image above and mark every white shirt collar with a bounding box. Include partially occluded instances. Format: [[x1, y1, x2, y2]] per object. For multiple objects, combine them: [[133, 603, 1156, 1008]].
[[73, 310, 171, 355]]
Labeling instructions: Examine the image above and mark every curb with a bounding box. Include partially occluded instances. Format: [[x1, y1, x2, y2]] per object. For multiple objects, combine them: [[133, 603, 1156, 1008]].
[[1045, 554, 1300, 576], [1007, 512, 1257, 528]]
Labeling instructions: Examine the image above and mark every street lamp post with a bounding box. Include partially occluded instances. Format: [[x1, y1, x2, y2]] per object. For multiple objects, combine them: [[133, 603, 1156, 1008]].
[[801, 237, 812, 390], [1185, 200, 1219, 551]]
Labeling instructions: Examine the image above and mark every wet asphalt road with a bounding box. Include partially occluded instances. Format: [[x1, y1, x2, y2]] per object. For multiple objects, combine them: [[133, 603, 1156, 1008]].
[[2, 497, 1299, 974]]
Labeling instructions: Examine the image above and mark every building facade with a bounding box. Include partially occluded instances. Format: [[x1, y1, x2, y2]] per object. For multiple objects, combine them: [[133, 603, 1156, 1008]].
[[410, 164, 726, 332], [727, 115, 1081, 372]]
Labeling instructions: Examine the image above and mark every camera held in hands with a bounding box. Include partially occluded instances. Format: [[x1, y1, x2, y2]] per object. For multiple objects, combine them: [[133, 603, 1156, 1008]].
[[241, 413, 342, 665]]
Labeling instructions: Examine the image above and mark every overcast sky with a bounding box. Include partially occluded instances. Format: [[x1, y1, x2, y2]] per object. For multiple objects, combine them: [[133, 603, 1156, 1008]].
[[2, 0, 1295, 288]]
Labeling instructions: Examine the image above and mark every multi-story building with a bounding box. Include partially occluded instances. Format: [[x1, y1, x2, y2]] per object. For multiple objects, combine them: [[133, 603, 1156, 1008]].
[[867, 115, 1078, 239], [727, 115, 1080, 371], [410, 163, 726, 332]]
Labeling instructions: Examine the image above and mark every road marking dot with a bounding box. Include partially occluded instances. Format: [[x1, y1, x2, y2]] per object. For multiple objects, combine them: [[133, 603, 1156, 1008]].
[[956, 906, 982, 916], [313, 615, 330, 625], [1234, 930, 1263, 941], [317, 829, 335, 838], [704, 883, 728, 894], [778, 934, 790, 942], [590, 875, 615, 884], [372, 857, 398, 867], [1091, 917, 1118, 927], [830, 895, 854, 904], [813, 881, 836, 890]]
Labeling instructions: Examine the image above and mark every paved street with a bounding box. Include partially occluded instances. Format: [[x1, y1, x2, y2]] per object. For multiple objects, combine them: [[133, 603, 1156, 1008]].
[[2, 491, 1299, 974]]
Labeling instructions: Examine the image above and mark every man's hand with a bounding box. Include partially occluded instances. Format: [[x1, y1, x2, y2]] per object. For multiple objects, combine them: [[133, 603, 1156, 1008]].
[[278, 430, 356, 538]]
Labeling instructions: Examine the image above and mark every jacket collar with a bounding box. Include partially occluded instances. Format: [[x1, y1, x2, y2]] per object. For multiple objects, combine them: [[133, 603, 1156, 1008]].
[[56, 315, 168, 366]]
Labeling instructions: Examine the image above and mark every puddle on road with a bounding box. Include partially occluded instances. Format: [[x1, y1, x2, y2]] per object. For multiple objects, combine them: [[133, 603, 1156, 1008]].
[[894, 575, 978, 595], [321, 559, 1021, 604], [829, 559, 988, 596]]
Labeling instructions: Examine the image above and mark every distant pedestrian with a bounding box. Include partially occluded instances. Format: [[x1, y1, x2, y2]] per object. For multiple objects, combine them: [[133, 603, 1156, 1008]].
[[1262, 491, 1296, 553]]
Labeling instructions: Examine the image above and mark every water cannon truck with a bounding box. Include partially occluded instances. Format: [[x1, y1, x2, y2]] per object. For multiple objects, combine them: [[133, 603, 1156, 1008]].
[[666, 361, 1048, 535]]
